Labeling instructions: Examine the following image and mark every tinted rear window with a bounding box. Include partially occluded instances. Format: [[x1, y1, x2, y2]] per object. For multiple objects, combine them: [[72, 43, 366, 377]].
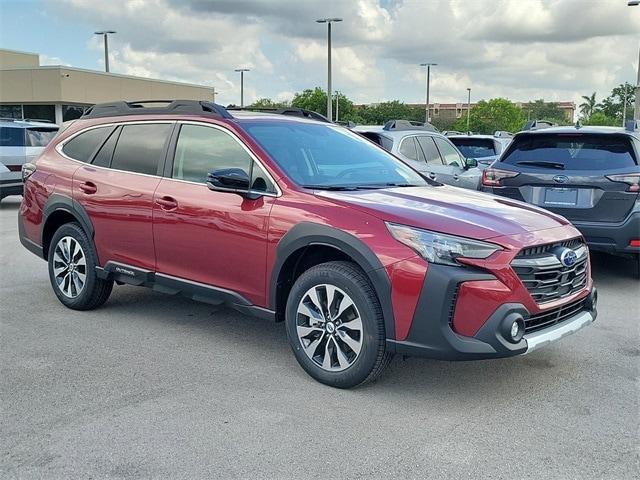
[[25, 128, 59, 147], [502, 134, 637, 170], [0, 127, 24, 147], [450, 138, 496, 158], [111, 123, 172, 175], [62, 127, 113, 162]]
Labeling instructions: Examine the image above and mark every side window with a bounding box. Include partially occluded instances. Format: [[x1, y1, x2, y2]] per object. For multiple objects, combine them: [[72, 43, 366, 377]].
[[172, 124, 252, 184], [61, 127, 112, 162], [434, 137, 464, 167], [111, 123, 172, 175], [416, 136, 444, 165], [0, 127, 24, 147], [92, 127, 120, 168], [398, 137, 418, 161]]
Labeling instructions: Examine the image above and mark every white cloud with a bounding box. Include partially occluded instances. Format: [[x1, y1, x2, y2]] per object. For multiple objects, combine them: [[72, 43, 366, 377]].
[[58, 0, 639, 107]]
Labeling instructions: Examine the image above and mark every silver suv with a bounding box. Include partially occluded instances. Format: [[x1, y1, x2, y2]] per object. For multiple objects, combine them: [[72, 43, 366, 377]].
[[355, 121, 481, 190], [0, 119, 59, 201]]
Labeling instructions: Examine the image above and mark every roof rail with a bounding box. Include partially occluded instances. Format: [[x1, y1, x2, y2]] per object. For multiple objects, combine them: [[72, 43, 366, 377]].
[[493, 130, 513, 138], [522, 120, 557, 131], [383, 119, 438, 132], [625, 119, 638, 132], [81, 100, 233, 120], [226, 106, 331, 123]]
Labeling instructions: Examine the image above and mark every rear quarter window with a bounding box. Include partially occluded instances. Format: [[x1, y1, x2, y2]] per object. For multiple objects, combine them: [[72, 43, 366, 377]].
[[501, 134, 637, 170], [62, 126, 113, 162]]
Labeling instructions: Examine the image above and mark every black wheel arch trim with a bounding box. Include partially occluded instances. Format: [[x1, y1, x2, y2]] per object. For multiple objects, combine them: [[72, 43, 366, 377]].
[[42, 193, 95, 246], [269, 222, 396, 339]]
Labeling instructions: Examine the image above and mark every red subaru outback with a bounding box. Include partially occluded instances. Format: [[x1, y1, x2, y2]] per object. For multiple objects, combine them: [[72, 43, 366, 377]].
[[19, 100, 597, 388]]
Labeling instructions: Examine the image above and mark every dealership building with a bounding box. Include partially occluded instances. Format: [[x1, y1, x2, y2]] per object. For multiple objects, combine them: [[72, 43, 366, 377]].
[[0, 49, 215, 125]]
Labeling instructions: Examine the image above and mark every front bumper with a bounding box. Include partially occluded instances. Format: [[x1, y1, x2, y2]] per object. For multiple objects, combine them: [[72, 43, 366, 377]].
[[386, 264, 597, 360]]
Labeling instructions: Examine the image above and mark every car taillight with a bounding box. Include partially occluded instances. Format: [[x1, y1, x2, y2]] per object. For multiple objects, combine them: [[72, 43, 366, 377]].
[[22, 163, 36, 181], [482, 168, 519, 187], [605, 173, 640, 192]]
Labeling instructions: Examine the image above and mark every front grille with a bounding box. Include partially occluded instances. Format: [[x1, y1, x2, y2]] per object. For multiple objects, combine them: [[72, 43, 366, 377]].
[[512, 239, 588, 304], [524, 297, 588, 333], [517, 238, 583, 258]]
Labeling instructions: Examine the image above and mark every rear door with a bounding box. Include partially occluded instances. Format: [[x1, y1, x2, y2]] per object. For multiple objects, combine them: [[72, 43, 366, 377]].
[[71, 122, 174, 270], [497, 133, 639, 223]]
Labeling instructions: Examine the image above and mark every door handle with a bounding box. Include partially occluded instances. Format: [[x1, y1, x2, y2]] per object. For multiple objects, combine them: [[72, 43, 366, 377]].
[[453, 174, 460, 181], [428, 172, 437, 180], [79, 181, 97, 194], [156, 196, 178, 210]]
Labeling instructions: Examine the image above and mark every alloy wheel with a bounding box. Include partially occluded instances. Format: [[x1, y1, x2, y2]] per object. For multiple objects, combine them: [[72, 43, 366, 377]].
[[296, 284, 363, 372], [52, 236, 87, 298]]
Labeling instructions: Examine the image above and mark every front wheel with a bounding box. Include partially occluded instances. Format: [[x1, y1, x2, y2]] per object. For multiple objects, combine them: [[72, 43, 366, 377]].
[[285, 261, 392, 388], [48, 222, 113, 310]]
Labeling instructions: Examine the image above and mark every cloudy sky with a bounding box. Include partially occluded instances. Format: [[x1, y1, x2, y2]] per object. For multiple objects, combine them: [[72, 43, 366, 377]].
[[1, 0, 638, 108]]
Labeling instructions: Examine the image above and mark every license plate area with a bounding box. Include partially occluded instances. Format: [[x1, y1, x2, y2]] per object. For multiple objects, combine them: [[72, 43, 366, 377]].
[[544, 187, 578, 206]]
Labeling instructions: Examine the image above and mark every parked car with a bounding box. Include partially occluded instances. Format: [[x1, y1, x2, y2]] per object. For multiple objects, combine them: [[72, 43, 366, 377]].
[[448, 131, 513, 167], [19, 100, 597, 388], [482, 122, 639, 259], [355, 121, 482, 190], [0, 119, 59, 201]]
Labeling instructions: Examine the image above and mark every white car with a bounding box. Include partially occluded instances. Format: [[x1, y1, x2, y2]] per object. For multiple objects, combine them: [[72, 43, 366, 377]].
[[447, 131, 513, 167], [0, 119, 59, 201], [355, 120, 482, 190]]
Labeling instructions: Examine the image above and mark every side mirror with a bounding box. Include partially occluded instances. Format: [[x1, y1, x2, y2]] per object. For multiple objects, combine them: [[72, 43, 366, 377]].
[[207, 168, 250, 194], [464, 158, 478, 169]]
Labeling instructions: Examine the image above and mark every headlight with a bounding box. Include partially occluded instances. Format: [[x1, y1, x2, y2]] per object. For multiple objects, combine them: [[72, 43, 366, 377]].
[[386, 222, 502, 266]]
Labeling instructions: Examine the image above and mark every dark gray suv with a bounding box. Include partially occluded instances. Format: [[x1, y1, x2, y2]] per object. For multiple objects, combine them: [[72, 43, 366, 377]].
[[481, 122, 640, 257]]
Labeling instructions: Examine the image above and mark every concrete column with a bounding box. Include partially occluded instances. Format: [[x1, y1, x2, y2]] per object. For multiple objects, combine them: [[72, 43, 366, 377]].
[[54, 104, 63, 125]]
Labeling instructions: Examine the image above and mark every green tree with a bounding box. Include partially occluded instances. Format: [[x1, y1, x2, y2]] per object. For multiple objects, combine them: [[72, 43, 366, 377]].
[[356, 101, 415, 125], [524, 99, 567, 124], [583, 111, 617, 126], [248, 98, 289, 108], [291, 87, 328, 116], [451, 98, 526, 134], [599, 82, 635, 123], [579, 92, 599, 118]]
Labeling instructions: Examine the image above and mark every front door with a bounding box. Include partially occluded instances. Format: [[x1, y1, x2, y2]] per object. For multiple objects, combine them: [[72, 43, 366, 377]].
[[432, 136, 480, 190], [152, 122, 278, 305]]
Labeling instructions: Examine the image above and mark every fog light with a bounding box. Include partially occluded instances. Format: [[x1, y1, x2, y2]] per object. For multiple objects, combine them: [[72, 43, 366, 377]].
[[510, 321, 520, 339], [502, 313, 525, 343]]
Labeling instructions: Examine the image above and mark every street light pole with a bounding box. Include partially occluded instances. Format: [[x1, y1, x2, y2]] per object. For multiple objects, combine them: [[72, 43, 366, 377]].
[[317, 18, 342, 121], [94, 30, 116, 73], [420, 63, 437, 123], [466, 88, 471, 133], [234, 68, 250, 107], [335, 91, 339, 122], [630, 1, 639, 120]]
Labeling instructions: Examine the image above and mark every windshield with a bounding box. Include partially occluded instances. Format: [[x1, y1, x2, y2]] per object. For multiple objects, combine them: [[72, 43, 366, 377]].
[[449, 138, 496, 158], [501, 133, 637, 170], [25, 128, 59, 147], [243, 122, 427, 188]]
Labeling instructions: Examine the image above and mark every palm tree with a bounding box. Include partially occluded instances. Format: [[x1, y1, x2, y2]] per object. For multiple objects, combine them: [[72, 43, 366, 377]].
[[579, 92, 599, 117]]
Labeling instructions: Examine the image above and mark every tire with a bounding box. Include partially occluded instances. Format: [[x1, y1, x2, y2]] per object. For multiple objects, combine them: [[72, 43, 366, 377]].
[[47, 222, 113, 310], [285, 261, 392, 388]]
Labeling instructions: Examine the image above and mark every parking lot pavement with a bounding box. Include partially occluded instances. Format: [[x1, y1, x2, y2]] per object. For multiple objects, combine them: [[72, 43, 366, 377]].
[[0, 195, 638, 480]]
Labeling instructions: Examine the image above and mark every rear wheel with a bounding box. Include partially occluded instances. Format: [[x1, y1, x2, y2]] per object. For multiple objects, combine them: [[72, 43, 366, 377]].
[[48, 222, 113, 310], [285, 261, 392, 388]]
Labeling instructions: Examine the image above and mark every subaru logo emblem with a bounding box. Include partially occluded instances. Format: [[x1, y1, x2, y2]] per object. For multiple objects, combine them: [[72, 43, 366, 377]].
[[553, 175, 569, 184], [558, 248, 577, 267]]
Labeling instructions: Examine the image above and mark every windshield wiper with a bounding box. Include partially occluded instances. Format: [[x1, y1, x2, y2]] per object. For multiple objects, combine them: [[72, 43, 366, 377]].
[[516, 161, 565, 170], [302, 185, 361, 191]]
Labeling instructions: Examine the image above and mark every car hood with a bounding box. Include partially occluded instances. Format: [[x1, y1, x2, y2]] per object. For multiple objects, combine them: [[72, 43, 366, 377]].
[[316, 185, 570, 240]]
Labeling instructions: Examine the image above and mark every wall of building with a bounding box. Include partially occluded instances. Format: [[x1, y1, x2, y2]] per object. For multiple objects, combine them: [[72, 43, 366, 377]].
[[0, 49, 39, 68]]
